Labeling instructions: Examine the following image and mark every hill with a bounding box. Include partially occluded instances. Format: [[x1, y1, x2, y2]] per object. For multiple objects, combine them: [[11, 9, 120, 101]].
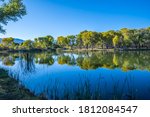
[[0, 38, 24, 44]]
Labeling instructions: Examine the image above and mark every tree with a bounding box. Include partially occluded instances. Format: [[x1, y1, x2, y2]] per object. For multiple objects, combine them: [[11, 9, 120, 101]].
[[96, 32, 104, 48], [82, 31, 100, 49], [76, 30, 87, 49], [102, 30, 115, 49], [20, 40, 33, 50], [34, 35, 54, 49], [133, 29, 150, 49], [81, 31, 98, 49], [0, 43, 4, 49], [66, 35, 76, 49], [1, 37, 14, 49], [113, 36, 119, 48], [142, 28, 150, 48], [57, 36, 69, 48], [120, 28, 133, 47], [81, 31, 90, 49], [130, 29, 141, 48], [0, 0, 26, 33]]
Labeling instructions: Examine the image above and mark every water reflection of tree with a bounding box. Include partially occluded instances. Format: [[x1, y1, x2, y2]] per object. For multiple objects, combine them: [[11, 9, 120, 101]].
[[1, 51, 150, 71], [34, 53, 54, 65], [56, 51, 150, 71], [2, 56, 15, 66], [57, 54, 76, 66], [19, 53, 36, 74], [0, 53, 17, 66]]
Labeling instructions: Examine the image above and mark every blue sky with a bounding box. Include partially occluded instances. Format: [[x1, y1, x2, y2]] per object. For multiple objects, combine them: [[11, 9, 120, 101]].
[[0, 0, 150, 40]]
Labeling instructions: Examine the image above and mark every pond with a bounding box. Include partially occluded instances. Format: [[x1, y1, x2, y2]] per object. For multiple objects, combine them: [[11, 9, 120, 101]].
[[0, 51, 150, 100]]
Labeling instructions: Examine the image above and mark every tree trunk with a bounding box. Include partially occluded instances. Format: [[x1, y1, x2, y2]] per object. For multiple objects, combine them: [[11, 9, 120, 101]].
[[102, 44, 104, 49], [86, 45, 88, 50], [139, 44, 141, 49]]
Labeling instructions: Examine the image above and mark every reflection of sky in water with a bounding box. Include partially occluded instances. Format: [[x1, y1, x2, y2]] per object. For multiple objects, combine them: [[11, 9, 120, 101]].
[[0, 53, 150, 100]]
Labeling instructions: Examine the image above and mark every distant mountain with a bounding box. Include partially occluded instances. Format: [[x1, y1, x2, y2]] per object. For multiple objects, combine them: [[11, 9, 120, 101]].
[[0, 38, 24, 44], [13, 38, 24, 44]]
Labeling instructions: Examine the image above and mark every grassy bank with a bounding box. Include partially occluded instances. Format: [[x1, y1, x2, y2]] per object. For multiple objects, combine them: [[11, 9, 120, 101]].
[[0, 69, 41, 100]]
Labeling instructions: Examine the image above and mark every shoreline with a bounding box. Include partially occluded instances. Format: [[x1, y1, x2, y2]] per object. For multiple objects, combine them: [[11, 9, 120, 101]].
[[0, 69, 43, 100], [0, 48, 150, 53]]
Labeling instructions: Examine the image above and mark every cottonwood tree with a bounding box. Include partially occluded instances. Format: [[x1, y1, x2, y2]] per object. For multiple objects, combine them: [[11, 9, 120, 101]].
[[57, 36, 69, 48], [20, 40, 33, 50], [34, 35, 54, 49], [0, 0, 26, 33], [66, 35, 76, 49]]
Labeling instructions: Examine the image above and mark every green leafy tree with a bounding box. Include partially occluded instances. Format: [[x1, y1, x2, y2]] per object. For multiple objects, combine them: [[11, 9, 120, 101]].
[[102, 30, 115, 49], [0, 43, 4, 49], [34, 35, 54, 49], [66, 35, 76, 49], [81, 31, 91, 49], [81, 31, 98, 49], [143, 28, 150, 48], [57, 36, 69, 48], [0, 0, 26, 33], [95, 32, 104, 48], [113, 36, 119, 48], [20, 40, 33, 50], [90, 32, 100, 49], [1, 37, 14, 49], [120, 28, 133, 47], [76, 30, 88, 49]]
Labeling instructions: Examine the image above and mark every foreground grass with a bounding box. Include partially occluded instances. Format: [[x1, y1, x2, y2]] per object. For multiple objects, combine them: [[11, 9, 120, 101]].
[[0, 69, 41, 100]]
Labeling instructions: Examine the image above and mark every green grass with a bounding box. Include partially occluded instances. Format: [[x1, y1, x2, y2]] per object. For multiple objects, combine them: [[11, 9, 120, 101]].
[[0, 69, 43, 100]]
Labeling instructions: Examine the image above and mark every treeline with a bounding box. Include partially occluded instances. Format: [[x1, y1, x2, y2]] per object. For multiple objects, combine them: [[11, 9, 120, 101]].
[[0, 27, 150, 51], [0, 36, 55, 50]]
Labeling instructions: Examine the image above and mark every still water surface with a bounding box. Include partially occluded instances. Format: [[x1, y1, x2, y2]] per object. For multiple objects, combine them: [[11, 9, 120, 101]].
[[0, 51, 150, 99]]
